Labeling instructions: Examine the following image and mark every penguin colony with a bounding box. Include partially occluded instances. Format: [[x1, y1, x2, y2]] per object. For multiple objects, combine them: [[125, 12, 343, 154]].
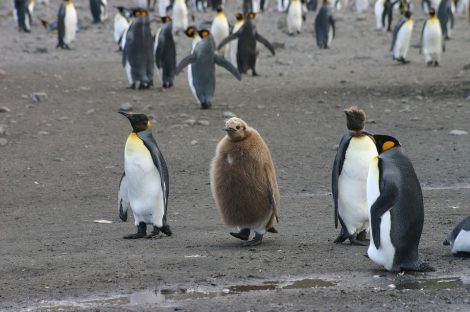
[[11, 0, 469, 273]]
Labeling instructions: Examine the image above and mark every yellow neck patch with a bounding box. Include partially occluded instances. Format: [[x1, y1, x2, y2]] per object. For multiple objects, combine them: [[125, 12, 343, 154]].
[[382, 141, 395, 152]]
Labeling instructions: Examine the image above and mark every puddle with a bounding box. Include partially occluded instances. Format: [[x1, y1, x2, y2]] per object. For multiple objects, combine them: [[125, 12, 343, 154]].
[[393, 277, 469, 291], [24, 274, 468, 311]]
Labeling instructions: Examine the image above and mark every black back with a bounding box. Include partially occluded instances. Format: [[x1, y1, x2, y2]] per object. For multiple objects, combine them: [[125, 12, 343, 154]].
[[155, 22, 177, 86], [390, 15, 406, 51], [14, 0, 31, 32], [331, 133, 352, 228], [314, 3, 333, 49], [437, 0, 453, 38], [90, 0, 102, 23]]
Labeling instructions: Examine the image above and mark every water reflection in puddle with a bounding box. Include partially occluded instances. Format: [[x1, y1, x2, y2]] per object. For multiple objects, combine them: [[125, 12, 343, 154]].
[[27, 275, 469, 311]]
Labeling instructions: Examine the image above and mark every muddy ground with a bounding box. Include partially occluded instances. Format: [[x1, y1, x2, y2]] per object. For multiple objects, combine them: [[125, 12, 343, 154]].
[[0, 0, 469, 311]]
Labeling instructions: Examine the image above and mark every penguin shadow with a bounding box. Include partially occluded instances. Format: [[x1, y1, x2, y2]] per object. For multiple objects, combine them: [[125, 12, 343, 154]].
[[209, 238, 282, 250]]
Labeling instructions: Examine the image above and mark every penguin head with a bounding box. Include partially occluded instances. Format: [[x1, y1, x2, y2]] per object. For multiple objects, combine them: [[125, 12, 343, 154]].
[[372, 134, 401, 154], [429, 8, 436, 16], [162, 16, 172, 24], [132, 8, 149, 17], [119, 111, 152, 133], [235, 13, 244, 22], [216, 5, 224, 14], [224, 117, 249, 142], [404, 11, 412, 19], [344, 106, 366, 132], [185, 26, 198, 38], [199, 29, 210, 39], [247, 12, 256, 21], [115, 6, 126, 15]]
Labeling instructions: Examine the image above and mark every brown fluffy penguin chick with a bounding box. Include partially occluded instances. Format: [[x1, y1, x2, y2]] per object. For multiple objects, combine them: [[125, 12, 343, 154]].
[[344, 106, 366, 133], [210, 117, 280, 246]]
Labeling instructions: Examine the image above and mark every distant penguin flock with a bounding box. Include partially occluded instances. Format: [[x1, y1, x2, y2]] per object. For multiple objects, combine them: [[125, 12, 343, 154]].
[[8, 0, 469, 272]]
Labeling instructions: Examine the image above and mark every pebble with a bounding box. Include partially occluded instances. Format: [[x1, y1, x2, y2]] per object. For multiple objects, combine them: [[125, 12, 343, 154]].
[[58, 116, 69, 121], [0, 138, 7, 146], [410, 116, 421, 121], [31, 92, 48, 103], [0, 124, 7, 135], [0, 69, 6, 76], [53, 158, 65, 162], [86, 109, 95, 115], [415, 95, 424, 101], [0, 106, 11, 113], [37, 131, 49, 136], [197, 119, 210, 126], [399, 105, 411, 112], [190, 140, 198, 145], [184, 119, 196, 126], [120, 103, 133, 112], [449, 130, 468, 136], [144, 104, 153, 111], [79, 86, 91, 91], [257, 105, 265, 109], [384, 109, 392, 113], [332, 144, 339, 151], [222, 111, 236, 119]]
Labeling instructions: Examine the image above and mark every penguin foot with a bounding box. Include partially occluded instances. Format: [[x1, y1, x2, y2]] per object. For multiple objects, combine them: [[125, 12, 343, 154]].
[[426, 61, 433, 67], [124, 222, 146, 239], [242, 233, 263, 247], [267, 227, 278, 233], [163, 82, 173, 88], [129, 83, 136, 90], [333, 227, 349, 244], [433, 61, 439, 67], [230, 228, 250, 241], [397, 57, 410, 64], [356, 230, 368, 241], [146, 226, 161, 239], [349, 236, 369, 246], [160, 225, 172, 237], [200, 102, 212, 109]]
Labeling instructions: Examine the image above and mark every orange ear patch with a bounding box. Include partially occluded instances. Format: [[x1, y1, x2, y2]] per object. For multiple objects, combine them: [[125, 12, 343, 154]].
[[147, 120, 152, 129], [248, 12, 256, 20], [382, 141, 395, 152], [199, 29, 210, 38]]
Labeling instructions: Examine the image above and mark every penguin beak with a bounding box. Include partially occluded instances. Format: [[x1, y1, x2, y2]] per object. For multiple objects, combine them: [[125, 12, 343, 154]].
[[118, 110, 132, 119], [223, 127, 236, 132]]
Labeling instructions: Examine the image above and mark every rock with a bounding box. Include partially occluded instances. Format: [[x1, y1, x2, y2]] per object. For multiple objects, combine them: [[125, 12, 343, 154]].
[[53, 157, 65, 162], [120, 103, 132, 112], [190, 140, 198, 145], [0, 138, 7, 146], [415, 95, 423, 101], [384, 109, 392, 113], [410, 116, 421, 121], [197, 119, 210, 126], [79, 86, 91, 91], [449, 130, 468, 136], [257, 105, 265, 109], [37, 131, 49, 136], [0, 106, 11, 113], [31, 92, 48, 103], [399, 105, 411, 112], [86, 109, 95, 115], [183, 119, 196, 126], [222, 111, 236, 119]]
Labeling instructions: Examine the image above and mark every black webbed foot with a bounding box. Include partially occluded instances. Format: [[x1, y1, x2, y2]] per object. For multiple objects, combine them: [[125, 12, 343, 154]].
[[242, 233, 263, 247], [124, 222, 146, 239], [230, 228, 250, 241]]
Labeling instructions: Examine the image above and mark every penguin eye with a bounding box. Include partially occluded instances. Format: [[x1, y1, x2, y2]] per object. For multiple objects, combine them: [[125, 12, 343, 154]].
[[236, 125, 240, 130]]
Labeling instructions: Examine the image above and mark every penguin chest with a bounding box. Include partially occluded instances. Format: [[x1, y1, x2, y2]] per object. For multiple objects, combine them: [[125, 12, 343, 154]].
[[124, 134, 163, 215], [367, 157, 395, 271], [287, 2, 302, 22], [423, 20, 442, 53], [338, 136, 377, 232], [453, 230, 470, 254], [211, 16, 229, 46], [395, 22, 413, 48], [64, 4, 78, 44], [172, 2, 188, 29], [114, 15, 129, 43]]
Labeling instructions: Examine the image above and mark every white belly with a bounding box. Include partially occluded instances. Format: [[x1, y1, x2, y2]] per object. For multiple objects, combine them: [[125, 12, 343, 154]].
[[114, 15, 129, 43], [337, 136, 377, 235], [367, 157, 395, 271], [287, 3, 302, 33], [423, 23, 442, 56], [393, 23, 413, 58], [452, 230, 470, 254], [64, 5, 78, 44], [172, 2, 188, 31], [124, 137, 165, 227], [211, 19, 229, 54], [374, 0, 384, 30]]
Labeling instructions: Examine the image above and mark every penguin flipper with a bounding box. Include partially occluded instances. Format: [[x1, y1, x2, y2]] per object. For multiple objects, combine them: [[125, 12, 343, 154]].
[[370, 170, 399, 249], [175, 53, 197, 75], [391, 17, 405, 52], [118, 173, 130, 222], [255, 33, 276, 56], [331, 134, 351, 229], [214, 55, 242, 80], [137, 130, 170, 217], [419, 20, 427, 54], [329, 16, 335, 39], [217, 32, 240, 51]]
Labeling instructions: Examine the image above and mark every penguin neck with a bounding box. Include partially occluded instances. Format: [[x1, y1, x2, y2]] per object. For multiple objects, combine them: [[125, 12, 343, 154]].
[[349, 130, 364, 137]]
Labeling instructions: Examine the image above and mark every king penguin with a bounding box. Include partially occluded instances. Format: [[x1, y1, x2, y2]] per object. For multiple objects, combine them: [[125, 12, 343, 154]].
[[14, 0, 32, 32], [314, 0, 335, 49], [437, 0, 454, 39], [229, 13, 244, 68], [118, 111, 172, 239], [217, 12, 275, 76], [287, 0, 303, 35], [176, 29, 241, 109], [366, 134, 435, 272], [444, 216, 470, 256], [113, 6, 129, 51], [420, 8, 444, 66], [210, 117, 280, 246], [154, 16, 177, 88], [172, 0, 188, 34], [90, 0, 107, 23], [332, 107, 377, 246], [122, 8, 154, 89], [391, 11, 413, 64], [57, 0, 78, 49], [210, 5, 230, 57]]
